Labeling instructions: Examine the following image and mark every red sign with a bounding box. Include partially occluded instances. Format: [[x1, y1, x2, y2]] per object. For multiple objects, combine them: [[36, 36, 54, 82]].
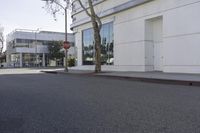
[[63, 41, 70, 49]]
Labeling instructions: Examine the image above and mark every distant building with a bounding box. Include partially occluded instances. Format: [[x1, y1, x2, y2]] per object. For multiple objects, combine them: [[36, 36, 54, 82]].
[[71, 0, 200, 74], [6, 29, 75, 67]]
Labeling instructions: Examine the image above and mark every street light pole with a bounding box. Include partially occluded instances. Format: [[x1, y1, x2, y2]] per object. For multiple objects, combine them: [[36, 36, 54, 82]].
[[35, 28, 40, 67], [34, 30, 37, 67], [64, 8, 68, 72]]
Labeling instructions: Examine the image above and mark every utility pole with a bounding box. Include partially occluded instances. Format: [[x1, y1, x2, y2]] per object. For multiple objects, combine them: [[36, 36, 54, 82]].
[[35, 28, 40, 67], [64, 7, 68, 72]]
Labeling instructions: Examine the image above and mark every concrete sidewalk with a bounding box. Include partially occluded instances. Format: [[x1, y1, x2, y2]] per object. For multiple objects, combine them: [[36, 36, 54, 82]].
[[41, 69, 200, 86]]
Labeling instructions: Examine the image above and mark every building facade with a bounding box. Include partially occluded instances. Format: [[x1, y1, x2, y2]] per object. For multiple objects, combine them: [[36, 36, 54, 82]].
[[6, 29, 75, 67], [71, 0, 200, 74]]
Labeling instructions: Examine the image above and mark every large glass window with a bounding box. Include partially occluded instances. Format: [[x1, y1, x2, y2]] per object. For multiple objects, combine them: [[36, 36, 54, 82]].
[[16, 39, 34, 44], [82, 22, 114, 65], [82, 28, 94, 65], [100, 22, 114, 65]]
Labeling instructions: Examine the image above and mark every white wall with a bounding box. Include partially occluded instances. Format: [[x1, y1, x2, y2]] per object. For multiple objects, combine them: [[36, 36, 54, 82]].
[[163, 1, 200, 73], [73, 0, 200, 73]]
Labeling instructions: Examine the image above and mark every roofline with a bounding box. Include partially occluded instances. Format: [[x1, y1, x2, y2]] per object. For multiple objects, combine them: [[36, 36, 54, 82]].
[[7, 29, 73, 37], [71, 0, 153, 29]]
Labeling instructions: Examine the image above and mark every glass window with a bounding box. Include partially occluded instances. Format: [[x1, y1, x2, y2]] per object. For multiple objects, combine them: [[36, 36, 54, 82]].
[[82, 28, 94, 65], [82, 22, 114, 65], [16, 39, 34, 44]]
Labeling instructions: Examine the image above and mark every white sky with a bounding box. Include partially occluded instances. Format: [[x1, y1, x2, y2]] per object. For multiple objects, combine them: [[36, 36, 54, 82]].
[[0, 0, 72, 51]]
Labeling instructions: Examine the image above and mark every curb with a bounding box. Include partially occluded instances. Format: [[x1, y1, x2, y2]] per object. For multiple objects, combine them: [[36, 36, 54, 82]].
[[41, 70, 95, 76], [41, 71, 58, 74], [41, 70, 200, 87], [96, 75, 200, 87]]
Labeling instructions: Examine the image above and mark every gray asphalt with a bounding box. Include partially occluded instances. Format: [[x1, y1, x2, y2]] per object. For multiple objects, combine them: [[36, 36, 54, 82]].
[[0, 73, 200, 133]]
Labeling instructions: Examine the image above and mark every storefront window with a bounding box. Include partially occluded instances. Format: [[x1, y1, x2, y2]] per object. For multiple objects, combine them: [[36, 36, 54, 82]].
[[82, 22, 114, 65]]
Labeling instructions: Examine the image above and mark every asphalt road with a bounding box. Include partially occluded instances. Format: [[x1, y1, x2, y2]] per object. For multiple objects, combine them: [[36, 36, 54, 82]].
[[0, 72, 200, 133]]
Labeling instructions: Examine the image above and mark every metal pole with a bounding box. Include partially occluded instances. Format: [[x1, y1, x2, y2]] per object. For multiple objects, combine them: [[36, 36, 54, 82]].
[[64, 8, 68, 72], [35, 31, 37, 67], [35, 28, 40, 67]]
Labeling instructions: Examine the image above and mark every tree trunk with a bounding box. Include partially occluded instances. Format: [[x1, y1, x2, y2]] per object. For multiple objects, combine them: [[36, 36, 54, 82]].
[[76, 0, 102, 72], [93, 21, 101, 73], [0, 36, 3, 54], [88, 0, 101, 73]]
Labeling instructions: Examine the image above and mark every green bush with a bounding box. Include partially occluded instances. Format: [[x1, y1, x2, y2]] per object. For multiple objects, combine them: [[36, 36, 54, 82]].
[[68, 58, 75, 67]]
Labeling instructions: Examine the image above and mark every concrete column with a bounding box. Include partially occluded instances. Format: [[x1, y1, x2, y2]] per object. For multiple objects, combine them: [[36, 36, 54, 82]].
[[19, 53, 23, 68], [42, 53, 45, 67], [6, 53, 10, 67]]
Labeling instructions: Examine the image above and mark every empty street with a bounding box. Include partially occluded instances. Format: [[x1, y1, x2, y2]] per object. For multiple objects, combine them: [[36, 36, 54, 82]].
[[0, 70, 200, 133]]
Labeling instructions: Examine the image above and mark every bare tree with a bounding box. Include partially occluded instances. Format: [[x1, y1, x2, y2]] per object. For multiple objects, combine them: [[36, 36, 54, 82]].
[[76, 0, 102, 73], [42, 0, 70, 21], [42, 0, 70, 71], [0, 26, 4, 55], [42, 0, 102, 72]]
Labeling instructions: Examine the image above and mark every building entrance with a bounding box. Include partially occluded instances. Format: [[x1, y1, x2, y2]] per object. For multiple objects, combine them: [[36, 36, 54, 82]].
[[145, 16, 163, 71]]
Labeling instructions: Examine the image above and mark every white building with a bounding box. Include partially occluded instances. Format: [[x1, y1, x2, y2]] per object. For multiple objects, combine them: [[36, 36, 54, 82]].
[[6, 29, 75, 67], [71, 0, 200, 74]]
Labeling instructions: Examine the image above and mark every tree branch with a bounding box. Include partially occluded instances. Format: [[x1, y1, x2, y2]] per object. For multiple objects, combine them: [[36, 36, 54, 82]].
[[76, 0, 92, 17], [43, 0, 68, 20], [50, 0, 65, 10], [95, 15, 102, 30]]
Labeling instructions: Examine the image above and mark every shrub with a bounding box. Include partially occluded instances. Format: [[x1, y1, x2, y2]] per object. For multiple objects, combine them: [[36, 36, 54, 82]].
[[68, 58, 75, 67]]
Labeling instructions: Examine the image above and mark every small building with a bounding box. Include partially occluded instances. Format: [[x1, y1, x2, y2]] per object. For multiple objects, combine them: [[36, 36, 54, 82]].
[[71, 0, 200, 74], [6, 29, 75, 67]]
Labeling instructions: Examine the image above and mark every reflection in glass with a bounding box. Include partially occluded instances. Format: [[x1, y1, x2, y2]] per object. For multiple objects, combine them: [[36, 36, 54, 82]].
[[82, 22, 114, 65]]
